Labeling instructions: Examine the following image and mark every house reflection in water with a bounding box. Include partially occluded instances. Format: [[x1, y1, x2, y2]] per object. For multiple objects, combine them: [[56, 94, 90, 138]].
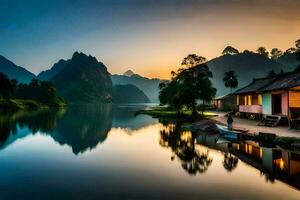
[[196, 134, 300, 190]]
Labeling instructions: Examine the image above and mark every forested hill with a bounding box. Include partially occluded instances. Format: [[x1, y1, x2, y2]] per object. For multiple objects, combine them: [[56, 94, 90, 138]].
[[112, 84, 150, 104], [50, 52, 113, 103], [207, 52, 299, 96], [111, 71, 162, 103]]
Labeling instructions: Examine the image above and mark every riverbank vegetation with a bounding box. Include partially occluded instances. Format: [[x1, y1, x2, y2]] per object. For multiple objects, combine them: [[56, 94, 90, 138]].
[[137, 54, 216, 121], [0, 72, 66, 112]]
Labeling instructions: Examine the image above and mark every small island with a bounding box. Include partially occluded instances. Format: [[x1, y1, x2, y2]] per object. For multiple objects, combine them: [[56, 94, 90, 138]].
[[0, 72, 66, 112]]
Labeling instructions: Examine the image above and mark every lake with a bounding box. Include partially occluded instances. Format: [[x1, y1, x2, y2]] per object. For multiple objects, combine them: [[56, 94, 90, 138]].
[[0, 104, 300, 200]]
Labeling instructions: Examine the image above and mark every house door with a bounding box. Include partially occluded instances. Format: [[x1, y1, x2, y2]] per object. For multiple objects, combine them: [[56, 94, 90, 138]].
[[272, 94, 282, 115]]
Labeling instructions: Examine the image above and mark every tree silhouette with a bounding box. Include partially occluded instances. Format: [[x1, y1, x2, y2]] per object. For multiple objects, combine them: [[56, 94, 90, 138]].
[[222, 46, 239, 55], [270, 48, 283, 60], [0, 72, 15, 98], [285, 47, 297, 54], [296, 39, 300, 49], [296, 39, 300, 61], [256, 47, 269, 58], [159, 80, 183, 114], [223, 70, 238, 94], [223, 70, 238, 110], [181, 54, 207, 68]]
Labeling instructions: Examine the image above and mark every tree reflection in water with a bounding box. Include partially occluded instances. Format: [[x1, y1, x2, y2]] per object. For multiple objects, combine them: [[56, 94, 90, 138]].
[[159, 122, 212, 175], [223, 152, 238, 172]]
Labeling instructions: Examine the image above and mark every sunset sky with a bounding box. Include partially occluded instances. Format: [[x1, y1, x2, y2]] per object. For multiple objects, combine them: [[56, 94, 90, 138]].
[[1, 0, 300, 79]]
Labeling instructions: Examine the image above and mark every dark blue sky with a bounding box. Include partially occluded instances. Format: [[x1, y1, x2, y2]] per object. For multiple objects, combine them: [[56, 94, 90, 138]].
[[1, 0, 300, 78]]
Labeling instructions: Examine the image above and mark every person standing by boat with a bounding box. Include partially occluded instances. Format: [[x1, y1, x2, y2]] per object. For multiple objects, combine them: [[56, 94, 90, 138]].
[[227, 114, 233, 130]]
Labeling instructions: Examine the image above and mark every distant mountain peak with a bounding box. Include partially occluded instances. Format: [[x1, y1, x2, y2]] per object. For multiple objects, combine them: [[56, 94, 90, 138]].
[[123, 70, 135, 76]]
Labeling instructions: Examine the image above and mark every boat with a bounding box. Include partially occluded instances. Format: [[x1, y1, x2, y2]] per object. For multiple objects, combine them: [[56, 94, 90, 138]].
[[216, 124, 242, 140]]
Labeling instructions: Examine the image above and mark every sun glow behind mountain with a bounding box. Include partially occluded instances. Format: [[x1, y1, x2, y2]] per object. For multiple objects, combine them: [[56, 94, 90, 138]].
[[0, 0, 299, 79]]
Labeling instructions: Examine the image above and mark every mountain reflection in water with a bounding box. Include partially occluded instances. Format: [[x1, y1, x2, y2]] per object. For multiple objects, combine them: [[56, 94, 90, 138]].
[[1, 106, 300, 199], [0, 104, 157, 154]]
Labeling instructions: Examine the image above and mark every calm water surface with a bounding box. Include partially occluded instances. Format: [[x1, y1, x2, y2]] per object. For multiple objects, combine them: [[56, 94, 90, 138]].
[[0, 104, 300, 200]]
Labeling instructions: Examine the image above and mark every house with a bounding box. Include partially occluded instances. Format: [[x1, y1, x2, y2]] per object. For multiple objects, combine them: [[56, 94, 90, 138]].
[[234, 77, 275, 117], [213, 94, 236, 111], [234, 70, 300, 126]]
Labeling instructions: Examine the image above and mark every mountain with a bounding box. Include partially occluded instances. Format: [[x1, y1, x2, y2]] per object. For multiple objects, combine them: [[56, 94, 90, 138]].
[[113, 84, 150, 104], [123, 69, 135, 76], [111, 71, 162, 102], [50, 52, 113, 103], [37, 59, 69, 80], [207, 52, 296, 96], [0, 55, 35, 83], [277, 52, 300, 69]]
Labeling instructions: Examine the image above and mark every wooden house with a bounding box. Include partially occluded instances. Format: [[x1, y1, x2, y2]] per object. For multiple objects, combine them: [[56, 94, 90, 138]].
[[213, 94, 236, 111], [234, 71, 300, 127]]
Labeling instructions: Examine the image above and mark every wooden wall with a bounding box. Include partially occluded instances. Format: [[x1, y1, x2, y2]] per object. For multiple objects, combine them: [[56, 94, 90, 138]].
[[289, 86, 300, 108]]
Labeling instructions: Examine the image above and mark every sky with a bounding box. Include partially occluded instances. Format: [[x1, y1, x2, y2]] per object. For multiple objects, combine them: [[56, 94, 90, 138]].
[[1, 0, 300, 79]]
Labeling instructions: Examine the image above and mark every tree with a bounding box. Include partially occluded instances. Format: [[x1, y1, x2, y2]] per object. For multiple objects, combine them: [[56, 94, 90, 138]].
[[270, 48, 283, 60], [296, 39, 300, 49], [285, 47, 297, 54], [223, 70, 238, 94], [222, 46, 239, 55], [159, 57, 216, 116], [256, 47, 269, 57], [296, 39, 300, 61], [159, 80, 183, 114], [176, 63, 216, 115], [223, 70, 238, 110], [243, 50, 253, 54], [0, 72, 15, 98], [181, 54, 207, 68]]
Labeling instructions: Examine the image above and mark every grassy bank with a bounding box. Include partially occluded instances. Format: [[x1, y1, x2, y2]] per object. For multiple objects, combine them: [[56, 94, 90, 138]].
[[135, 106, 217, 121], [0, 98, 66, 112]]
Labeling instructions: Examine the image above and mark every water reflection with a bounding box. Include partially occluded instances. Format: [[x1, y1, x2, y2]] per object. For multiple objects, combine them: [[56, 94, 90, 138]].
[[196, 132, 300, 190], [50, 104, 113, 154], [0, 104, 156, 154], [159, 122, 212, 175], [0, 109, 65, 150]]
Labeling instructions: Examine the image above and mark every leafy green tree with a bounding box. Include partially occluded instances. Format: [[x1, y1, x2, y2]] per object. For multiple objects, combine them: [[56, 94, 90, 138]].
[[160, 59, 216, 115], [270, 48, 283, 60], [222, 46, 239, 55], [256, 47, 269, 57], [178, 63, 216, 115], [181, 54, 206, 68], [159, 80, 183, 114]]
